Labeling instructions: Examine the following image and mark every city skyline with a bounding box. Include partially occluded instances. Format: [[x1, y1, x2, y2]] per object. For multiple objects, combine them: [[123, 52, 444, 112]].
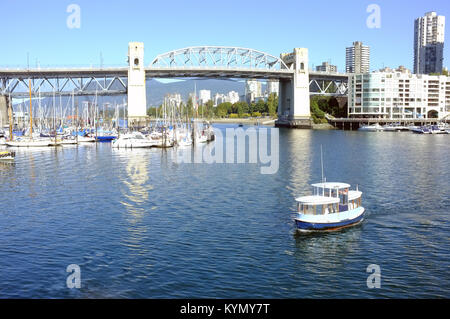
[[0, 1, 449, 73]]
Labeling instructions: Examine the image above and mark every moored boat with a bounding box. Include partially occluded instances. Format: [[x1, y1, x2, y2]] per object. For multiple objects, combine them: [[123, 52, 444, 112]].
[[0, 150, 15, 161], [358, 123, 383, 132], [111, 132, 157, 148], [78, 135, 96, 143], [6, 138, 60, 147]]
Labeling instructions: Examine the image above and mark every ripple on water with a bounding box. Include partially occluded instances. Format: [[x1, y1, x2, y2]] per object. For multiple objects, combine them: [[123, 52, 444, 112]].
[[0, 129, 449, 298]]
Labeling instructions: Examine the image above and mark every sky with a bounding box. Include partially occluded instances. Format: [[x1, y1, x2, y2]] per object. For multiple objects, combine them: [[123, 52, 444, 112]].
[[0, 0, 449, 72]]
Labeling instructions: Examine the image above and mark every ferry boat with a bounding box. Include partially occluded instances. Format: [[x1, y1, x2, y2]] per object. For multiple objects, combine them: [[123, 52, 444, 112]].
[[294, 182, 365, 232]]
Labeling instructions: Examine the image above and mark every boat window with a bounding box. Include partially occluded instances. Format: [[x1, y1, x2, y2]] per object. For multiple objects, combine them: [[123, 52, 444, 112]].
[[303, 205, 315, 215], [316, 205, 324, 215]]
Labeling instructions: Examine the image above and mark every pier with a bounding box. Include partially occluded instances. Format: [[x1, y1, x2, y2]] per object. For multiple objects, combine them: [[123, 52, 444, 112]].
[[328, 117, 450, 130]]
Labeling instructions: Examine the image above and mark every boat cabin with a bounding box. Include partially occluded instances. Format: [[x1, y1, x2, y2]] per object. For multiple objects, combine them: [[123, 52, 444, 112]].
[[295, 182, 362, 215]]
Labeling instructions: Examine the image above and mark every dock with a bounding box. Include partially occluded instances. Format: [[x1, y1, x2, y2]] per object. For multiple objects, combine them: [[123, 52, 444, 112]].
[[328, 117, 450, 130]]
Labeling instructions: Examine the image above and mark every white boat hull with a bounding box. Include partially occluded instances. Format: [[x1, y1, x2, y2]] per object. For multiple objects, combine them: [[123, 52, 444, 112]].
[[112, 139, 156, 148], [6, 139, 59, 147]]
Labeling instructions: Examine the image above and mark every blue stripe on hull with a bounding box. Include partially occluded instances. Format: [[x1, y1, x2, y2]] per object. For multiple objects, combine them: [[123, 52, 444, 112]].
[[96, 136, 116, 142], [295, 212, 364, 231]]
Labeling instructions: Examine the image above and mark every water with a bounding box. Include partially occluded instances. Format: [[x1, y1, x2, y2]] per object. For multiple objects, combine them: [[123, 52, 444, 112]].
[[0, 125, 449, 298]]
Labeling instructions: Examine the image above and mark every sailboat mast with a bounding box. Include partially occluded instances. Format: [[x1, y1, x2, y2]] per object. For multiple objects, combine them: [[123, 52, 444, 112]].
[[29, 78, 33, 139], [8, 94, 13, 141], [321, 145, 324, 183]]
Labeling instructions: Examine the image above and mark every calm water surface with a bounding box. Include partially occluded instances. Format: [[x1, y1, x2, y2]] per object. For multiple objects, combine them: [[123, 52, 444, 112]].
[[0, 124, 449, 298]]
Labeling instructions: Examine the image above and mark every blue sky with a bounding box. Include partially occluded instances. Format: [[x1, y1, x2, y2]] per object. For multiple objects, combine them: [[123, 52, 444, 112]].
[[0, 0, 449, 72]]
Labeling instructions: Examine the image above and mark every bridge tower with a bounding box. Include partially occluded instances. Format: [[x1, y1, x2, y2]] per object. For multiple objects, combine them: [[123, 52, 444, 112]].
[[0, 95, 8, 128], [127, 42, 147, 127], [276, 48, 311, 128]]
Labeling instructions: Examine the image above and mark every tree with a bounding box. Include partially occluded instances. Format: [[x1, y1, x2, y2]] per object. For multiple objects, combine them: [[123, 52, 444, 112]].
[[232, 101, 249, 116], [147, 107, 157, 117], [204, 100, 214, 119], [186, 97, 194, 118], [216, 102, 232, 117], [255, 99, 266, 113], [267, 93, 278, 116]]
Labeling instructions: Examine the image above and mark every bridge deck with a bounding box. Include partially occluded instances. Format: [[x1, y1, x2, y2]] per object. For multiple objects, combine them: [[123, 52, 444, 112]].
[[0, 67, 348, 80]]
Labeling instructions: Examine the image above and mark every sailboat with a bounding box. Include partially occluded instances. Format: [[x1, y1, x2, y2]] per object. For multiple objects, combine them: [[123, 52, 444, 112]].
[[6, 81, 59, 147]]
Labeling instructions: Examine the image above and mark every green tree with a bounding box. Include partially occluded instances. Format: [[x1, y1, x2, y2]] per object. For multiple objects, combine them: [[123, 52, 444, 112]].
[[232, 101, 249, 116], [186, 97, 194, 118], [255, 99, 266, 113], [216, 102, 230, 118], [147, 107, 158, 117], [310, 98, 327, 124], [267, 93, 278, 116]]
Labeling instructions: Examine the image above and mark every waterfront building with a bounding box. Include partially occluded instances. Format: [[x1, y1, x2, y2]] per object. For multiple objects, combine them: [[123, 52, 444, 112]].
[[414, 11, 445, 74], [346, 41, 370, 73], [315, 62, 337, 73], [348, 67, 450, 119], [198, 90, 211, 105]]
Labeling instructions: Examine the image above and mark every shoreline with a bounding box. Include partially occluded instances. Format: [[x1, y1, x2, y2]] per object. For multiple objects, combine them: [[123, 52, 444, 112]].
[[210, 118, 276, 126]]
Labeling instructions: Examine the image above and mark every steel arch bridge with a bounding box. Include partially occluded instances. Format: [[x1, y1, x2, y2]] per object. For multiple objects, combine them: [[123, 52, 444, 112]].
[[147, 46, 293, 80], [151, 46, 289, 69]]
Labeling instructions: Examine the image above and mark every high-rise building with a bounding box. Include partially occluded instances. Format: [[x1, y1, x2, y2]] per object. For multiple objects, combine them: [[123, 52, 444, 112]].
[[346, 41, 370, 73], [414, 11, 445, 74], [164, 93, 182, 107], [227, 91, 240, 104], [198, 90, 211, 105], [245, 79, 262, 103], [348, 69, 450, 120], [213, 93, 226, 106], [213, 91, 240, 106], [266, 80, 279, 95], [315, 62, 337, 73]]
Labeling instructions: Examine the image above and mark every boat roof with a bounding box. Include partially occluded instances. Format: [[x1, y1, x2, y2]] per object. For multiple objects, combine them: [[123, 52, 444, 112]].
[[295, 195, 340, 205], [311, 182, 351, 189], [348, 190, 362, 200]]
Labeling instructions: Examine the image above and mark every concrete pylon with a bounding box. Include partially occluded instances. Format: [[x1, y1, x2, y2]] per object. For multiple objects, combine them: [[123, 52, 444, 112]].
[[127, 42, 147, 127], [275, 48, 311, 128], [0, 95, 9, 129]]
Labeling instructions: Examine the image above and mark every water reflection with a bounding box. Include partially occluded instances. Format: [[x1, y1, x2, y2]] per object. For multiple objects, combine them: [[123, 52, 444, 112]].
[[279, 129, 313, 207], [114, 148, 153, 254]]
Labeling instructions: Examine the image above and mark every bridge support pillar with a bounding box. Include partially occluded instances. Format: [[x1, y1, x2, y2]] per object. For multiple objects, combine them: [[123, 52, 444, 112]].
[[275, 48, 311, 129], [127, 42, 147, 128], [0, 95, 9, 129]]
